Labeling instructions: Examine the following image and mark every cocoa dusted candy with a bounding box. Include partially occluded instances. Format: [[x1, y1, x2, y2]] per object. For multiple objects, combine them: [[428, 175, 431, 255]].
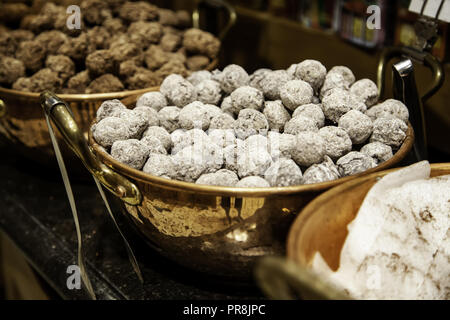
[[157, 8, 179, 26], [86, 74, 124, 94], [0, 56, 25, 86], [35, 30, 69, 55], [119, 1, 159, 22], [144, 45, 169, 70], [86, 26, 111, 51], [186, 55, 210, 71], [128, 21, 163, 48], [125, 68, 160, 90], [160, 33, 182, 52], [67, 71, 91, 93], [183, 28, 220, 59], [16, 40, 47, 72], [57, 33, 89, 61], [86, 50, 115, 76], [45, 55, 76, 81], [13, 68, 62, 93], [176, 10, 191, 28], [80, 0, 112, 25], [0, 33, 17, 56], [9, 30, 34, 44]]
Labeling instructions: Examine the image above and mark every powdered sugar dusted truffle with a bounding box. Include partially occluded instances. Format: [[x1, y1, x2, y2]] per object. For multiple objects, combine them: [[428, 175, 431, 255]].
[[302, 156, 340, 184], [284, 115, 318, 135], [133, 106, 159, 127], [360, 142, 393, 164], [327, 66, 355, 87], [92, 117, 133, 148], [233, 109, 269, 140], [223, 142, 242, 173], [217, 64, 249, 93], [350, 78, 379, 107], [263, 100, 291, 131], [264, 158, 303, 187], [291, 131, 326, 167], [195, 169, 239, 187], [288, 60, 327, 93], [338, 110, 373, 144], [171, 128, 210, 154], [260, 70, 292, 100], [136, 91, 168, 111], [208, 129, 236, 148], [171, 143, 222, 182], [280, 80, 314, 111], [220, 96, 235, 116], [142, 125, 172, 151], [118, 109, 149, 138], [143, 153, 175, 179], [158, 106, 181, 133], [187, 70, 212, 85], [160, 74, 197, 107], [292, 103, 325, 128], [209, 113, 235, 130], [268, 132, 295, 160], [237, 144, 273, 178], [249, 68, 271, 91], [336, 151, 377, 177], [370, 117, 408, 149], [96, 99, 127, 121], [195, 79, 222, 105], [141, 134, 168, 155], [236, 176, 270, 188], [319, 126, 352, 160], [322, 88, 367, 123], [111, 139, 149, 170], [365, 99, 409, 124], [178, 101, 211, 130], [230, 86, 264, 112], [244, 134, 269, 152], [320, 72, 350, 98]]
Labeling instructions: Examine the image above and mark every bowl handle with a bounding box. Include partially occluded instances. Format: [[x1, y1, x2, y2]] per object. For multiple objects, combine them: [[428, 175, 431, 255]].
[[254, 257, 351, 300], [40, 91, 142, 206], [192, 0, 237, 41]]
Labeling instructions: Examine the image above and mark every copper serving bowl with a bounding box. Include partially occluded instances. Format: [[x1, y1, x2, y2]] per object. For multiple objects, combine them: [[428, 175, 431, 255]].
[[255, 162, 450, 299], [0, 60, 218, 169], [41, 91, 414, 279]]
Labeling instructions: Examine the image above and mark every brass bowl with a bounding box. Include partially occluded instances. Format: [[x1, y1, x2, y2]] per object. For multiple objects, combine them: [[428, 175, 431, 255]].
[[42, 92, 415, 279], [255, 163, 450, 298], [0, 60, 218, 169]]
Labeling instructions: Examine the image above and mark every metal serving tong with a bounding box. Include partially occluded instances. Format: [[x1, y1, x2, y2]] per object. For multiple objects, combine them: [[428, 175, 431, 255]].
[[40, 91, 143, 299], [192, 0, 237, 41], [377, 2, 447, 161]]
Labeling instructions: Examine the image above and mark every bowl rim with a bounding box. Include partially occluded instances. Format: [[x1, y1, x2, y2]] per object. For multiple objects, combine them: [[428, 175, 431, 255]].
[[286, 162, 450, 266], [88, 122, 415, 197]]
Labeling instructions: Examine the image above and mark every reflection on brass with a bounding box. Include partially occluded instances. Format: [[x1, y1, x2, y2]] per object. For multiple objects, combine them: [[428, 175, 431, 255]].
[[193, 0, 237, 41], [44, 91, 414, 278]]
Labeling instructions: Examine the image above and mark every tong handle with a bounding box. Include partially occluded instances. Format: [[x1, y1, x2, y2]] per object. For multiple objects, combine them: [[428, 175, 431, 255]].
[[40, 91, 141, 206], [193, 0, 237, 41], [392, 59, 428, 161], [377, 46, 445, 102]]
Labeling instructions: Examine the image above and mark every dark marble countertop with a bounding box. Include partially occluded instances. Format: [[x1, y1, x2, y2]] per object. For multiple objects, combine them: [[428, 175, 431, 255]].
[[0, 141, 262, 300]]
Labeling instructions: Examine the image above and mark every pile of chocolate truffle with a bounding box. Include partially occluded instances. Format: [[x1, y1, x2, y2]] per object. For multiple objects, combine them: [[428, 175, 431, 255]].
[[92, 60, 410, 187], [0, 1, 220, 94]]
